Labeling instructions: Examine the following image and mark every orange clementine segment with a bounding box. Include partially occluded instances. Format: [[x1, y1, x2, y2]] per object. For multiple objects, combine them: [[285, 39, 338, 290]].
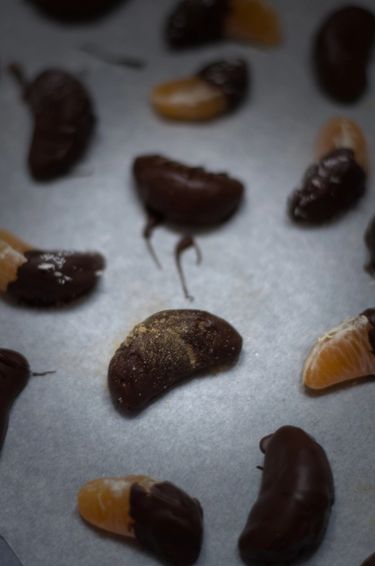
[[0, 230, 33, 254], [78, 475, 155, 538], [152, 76, 226, 121], [315, 117, 368, 173], [303, 313, 375, 390], [225, 0, 282, 47], [0, 240, 27, 292]]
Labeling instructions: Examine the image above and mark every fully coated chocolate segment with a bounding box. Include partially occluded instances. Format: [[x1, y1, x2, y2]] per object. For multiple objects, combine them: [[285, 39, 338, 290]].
[[12, 67, 94, 180], [133, 154, 244, 226], [7, 250, 105, 306], [314, 6, 375, 103], [108, 309, 242, 412], [288, 148, 366, 224], [0, 349, 30, 449], [238, 426, 334, 564]]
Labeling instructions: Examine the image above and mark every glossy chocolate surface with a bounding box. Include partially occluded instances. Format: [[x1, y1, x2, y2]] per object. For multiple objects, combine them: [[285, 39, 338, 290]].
[[198, 59, 248, 109], [22, 69, 94, 180], [166, 0, 228, 48], [238, 426, 334, 564], [8, 250, 105, 306], [314, 6, 375, 103], [28, 0, 124, 22], [130, 481, 203, 565], [108, 309, 242, 412], [288, 148, 366, 224], [133, 154, 244, 226], [0, 349, 30, 449]]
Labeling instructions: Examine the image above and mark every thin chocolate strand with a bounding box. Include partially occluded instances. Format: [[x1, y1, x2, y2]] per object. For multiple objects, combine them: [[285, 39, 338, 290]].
[[8, 63, 29, 93], [143, 215, 163, 269], [175, 235, 202, 301]]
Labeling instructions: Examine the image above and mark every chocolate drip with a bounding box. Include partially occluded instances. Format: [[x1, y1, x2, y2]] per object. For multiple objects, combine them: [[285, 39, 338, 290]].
[[143, 214, 163, 269], [198, 59, 248, 109], [289, 148, 366, 224], [166, 0, 229, 48], [0, 349, 30, 449], [130, 481, 203, 565], [238, 426, 334, 564], [175, 235, 202, 301], [8, 250, 105, 306], [108, 309, 242, 412], [133, 154, 244, 226], [314, 6, 375, 103]]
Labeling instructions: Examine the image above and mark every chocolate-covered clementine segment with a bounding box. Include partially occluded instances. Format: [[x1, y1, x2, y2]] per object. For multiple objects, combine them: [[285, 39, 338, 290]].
[[78, 475, 203, 565], [303, 309, 375, 390], [0, 230, 105, 306], [0, 349, 30, 449], [108, 309, 242, 412], [315, 117, 368, 173], [314, 6, 375, 103], [152, 59, 248, 121], [166, 0, 281, 48], [238, 426, 334, 564]]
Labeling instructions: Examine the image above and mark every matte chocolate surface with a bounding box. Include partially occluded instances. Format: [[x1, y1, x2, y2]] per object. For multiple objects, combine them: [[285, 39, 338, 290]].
[[28, 0, 124, 22], [19, 69, 94, 180], [133, 154, 244, 226], [314, 6, 375, 103], [166, 0, 228, 48], [288, 148, 366, 224], [130, 481, 203, 565], [198, 59, 248, 109], [8, 250, 105, 306], [108, 309, 242, 412], [0, 349, 30, 449], [238, 426, 334, 564]]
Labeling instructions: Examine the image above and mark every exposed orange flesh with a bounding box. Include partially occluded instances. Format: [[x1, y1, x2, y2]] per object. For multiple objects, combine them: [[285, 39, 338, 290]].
[[0, 240, 27, 292], [0, 229, 33, 254], [303, 314, 375, 390], [77, 475, 155, 538], [152, 76, 227, 121], [225, 0, 282, 47], [315, 117, 369, 173]]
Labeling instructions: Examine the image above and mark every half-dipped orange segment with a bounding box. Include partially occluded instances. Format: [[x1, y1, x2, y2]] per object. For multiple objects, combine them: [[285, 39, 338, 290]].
[[225, 0, 282, 46], [303, 311, 375, 390], [77, 475, 155, 538], [315, 117, 368, 172]]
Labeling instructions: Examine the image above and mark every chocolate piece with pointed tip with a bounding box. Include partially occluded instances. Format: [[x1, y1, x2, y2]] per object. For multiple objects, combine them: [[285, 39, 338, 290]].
[[0, 349, 30, 449], [238, 426, 334, 564], [108, 309, 242, 412], [314, 6, 375, 103], [288, 148, 366, 224], [130, 481, 203, 565]]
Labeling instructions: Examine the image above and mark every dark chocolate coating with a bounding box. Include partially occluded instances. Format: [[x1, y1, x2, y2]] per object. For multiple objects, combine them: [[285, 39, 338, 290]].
[[238, 426, 334, 564], [28, 0, 123, 22], [108, 309, 242, 412], [166, 0, 228, 48], [130, 481, 203, 565], [133, 155, 244, 226], [0, 349, 30, 449], [361, 309, 375, 354], [314, 6, 375, 103], [362, 554, 375, 566], [198, 59, 248, 109], [288, 148, 366, 224], [23, 70, 94, 180], [8, 250, 105, 306], [364, 216, 375, 275]]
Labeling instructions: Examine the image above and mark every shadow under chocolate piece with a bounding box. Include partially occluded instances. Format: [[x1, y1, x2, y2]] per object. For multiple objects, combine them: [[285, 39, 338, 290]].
[[0, 349, 30, 449], [9, 65, 95, 181], [314, 6, 375, 103], [108, 309, 242, 412], [27, 0, 125, 22], [238, 426, 334, 564]]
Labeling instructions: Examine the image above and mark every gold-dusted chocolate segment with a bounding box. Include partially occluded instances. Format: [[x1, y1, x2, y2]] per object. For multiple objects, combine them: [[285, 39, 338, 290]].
[[78, 475, 155, 538], [0, 229, 33, 254], [0, 241, 27, 293], [225, 0, 282, 47], [315, 117, 369, 173], [152, 76, 226, 121]]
